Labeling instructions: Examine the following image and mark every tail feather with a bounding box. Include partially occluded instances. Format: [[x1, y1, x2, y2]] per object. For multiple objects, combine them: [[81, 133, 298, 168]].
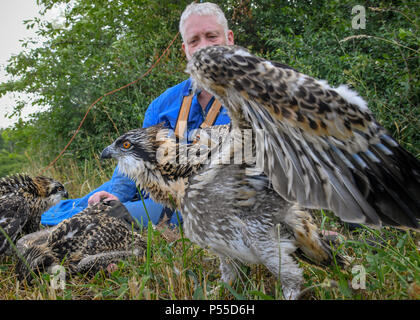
[[358, 139, 420, 230], [15, 245, 57, 282]]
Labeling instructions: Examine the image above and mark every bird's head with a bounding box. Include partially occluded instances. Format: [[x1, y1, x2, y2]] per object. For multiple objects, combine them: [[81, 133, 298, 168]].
[[101, 124, 231, 209], [101, 125, 168, 182], [33, 176, 68, 206]]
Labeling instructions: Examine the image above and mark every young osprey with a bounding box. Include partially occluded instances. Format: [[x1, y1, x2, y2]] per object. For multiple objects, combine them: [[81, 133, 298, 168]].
[[101, 125, 345, 300], [102, 46, 420, 299], [0, 174, 68, 255], [16, 200, 146, 282]]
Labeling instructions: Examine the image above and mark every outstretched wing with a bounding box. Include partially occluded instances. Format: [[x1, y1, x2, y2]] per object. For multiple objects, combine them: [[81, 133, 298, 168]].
[[186, 45, 420, 230], [0, 195, 30, 254]]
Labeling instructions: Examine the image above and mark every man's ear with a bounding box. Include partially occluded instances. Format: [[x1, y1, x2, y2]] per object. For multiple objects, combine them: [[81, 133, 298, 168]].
[[182, 42, 186, 55], [227, 30, 234, 45]]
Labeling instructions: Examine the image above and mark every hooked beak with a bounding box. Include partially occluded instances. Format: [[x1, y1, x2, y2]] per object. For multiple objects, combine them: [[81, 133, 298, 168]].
[[63, 190, 69, 199], [101, 145, 114, 159]]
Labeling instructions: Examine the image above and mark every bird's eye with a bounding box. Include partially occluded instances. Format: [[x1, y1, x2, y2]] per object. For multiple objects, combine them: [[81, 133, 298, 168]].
[[122, 141, 131, 149], [57, 187, 63, 192]]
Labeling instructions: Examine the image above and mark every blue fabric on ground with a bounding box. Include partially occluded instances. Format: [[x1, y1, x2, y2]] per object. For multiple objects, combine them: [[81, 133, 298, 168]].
[[41, 78, 230, 226], [124, 199, 183, 229], [41, 165, 138, 225]]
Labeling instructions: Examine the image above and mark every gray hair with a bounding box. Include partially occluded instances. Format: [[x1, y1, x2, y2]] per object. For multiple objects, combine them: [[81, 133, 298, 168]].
[[179, 2, 229, 42]]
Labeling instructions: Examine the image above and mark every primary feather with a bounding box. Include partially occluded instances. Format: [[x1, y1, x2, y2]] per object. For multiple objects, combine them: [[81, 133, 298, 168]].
[[0, 174, 68, 255], [186, 45, 420, 230]]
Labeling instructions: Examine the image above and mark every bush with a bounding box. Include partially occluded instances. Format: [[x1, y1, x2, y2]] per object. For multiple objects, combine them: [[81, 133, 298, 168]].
[[0, 0, 418, 164]]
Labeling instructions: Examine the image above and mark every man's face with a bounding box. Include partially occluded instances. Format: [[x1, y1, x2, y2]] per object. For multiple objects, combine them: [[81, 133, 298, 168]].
[[182, 14, 234, 60]]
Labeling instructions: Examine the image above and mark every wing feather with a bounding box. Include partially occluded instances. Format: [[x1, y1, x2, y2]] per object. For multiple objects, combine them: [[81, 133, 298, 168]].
[[187, 45, 420, 230]]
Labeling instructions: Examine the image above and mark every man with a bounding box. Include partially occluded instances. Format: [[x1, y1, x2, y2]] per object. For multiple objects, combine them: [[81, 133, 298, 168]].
[[41, 2, 234, 227]]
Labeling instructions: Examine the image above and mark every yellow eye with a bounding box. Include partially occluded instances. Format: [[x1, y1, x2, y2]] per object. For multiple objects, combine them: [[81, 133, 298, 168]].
[[122, 141, 131, 149]]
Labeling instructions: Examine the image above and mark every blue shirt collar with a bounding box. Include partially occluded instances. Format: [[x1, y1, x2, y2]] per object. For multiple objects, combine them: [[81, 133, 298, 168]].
[[184, 78, 193, 96]]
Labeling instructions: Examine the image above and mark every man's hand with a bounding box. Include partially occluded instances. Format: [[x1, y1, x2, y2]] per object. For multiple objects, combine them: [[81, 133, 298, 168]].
[[88, 191, 119, 206]]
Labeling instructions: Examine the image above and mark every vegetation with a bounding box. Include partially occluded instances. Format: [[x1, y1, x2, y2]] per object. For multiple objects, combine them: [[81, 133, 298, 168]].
[[0, 0, 418, 299], [1, 182, 419, 300], [0, 128, 28, 177]]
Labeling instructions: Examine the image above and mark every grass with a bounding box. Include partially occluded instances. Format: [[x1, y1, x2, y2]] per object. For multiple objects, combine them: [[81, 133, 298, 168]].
[[0, 156, 419, 300]]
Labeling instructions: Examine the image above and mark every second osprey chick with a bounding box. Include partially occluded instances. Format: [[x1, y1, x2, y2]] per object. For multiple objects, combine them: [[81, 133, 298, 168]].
[[0, 174, 68, 256]]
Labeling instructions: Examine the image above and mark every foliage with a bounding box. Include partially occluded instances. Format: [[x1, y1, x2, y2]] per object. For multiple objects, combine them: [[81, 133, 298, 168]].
[[0, 129, 28, 177], [0, 151, 27, 178], [1, 0, 190, 164], [223, 0, 419, 154], [1, 201, 419, 299], [0, 0, 418, 167]]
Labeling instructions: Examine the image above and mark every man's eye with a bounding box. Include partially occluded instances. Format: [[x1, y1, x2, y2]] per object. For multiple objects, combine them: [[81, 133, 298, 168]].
[[123, 141, 131, 149]]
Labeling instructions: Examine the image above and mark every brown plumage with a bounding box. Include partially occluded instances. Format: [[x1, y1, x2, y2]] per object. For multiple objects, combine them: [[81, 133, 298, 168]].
[[186, 45, 420, 231], [101, 124, 345, 299], [16, 200, 146, 282], [0, 174, 68, 256]]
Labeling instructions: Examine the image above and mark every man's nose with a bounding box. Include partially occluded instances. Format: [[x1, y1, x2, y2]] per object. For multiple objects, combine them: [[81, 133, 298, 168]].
[[196, 39, 213, 51]]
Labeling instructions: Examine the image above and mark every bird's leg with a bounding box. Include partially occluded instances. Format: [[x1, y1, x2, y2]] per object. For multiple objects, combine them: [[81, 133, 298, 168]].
[[260, 240, 303, 300], [219, 255, 238, 285], [278, 245, 303, 300], [207, 255, 239, 298], [245, 223, 303, 300]]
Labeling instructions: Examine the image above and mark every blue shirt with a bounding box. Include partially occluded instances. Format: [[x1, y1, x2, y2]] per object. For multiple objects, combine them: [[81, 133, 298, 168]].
[[143, 78, 230, 131]]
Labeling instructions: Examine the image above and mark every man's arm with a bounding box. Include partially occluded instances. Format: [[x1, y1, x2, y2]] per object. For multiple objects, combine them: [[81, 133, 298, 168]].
[[88, 164, 138, 204], [87, 164, 138, 204], [142, 94, 160, 128]]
